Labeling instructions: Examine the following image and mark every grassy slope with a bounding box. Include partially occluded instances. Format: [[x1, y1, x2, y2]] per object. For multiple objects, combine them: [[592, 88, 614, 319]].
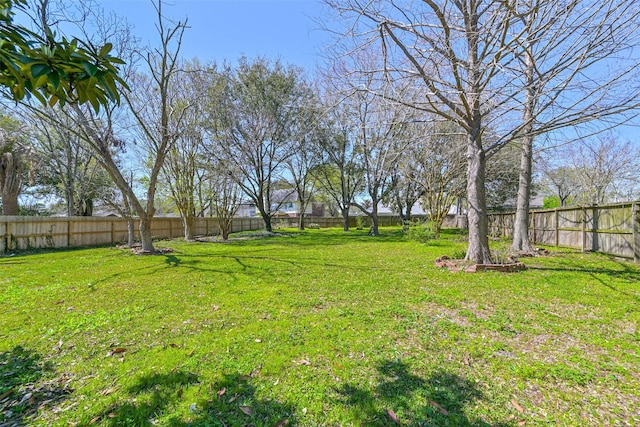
[[1, 228, 639, 426]]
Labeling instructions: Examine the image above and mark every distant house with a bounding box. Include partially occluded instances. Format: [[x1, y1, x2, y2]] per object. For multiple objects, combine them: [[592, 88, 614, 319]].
[[491, 195, 545, 212], [270, 189, 327, 218], [235, 201, 257, 217]]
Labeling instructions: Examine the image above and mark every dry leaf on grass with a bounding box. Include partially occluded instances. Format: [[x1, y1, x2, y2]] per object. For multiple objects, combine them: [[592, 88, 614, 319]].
[[511, 399, 524, 413], [99, 387, 115, 396], [217, 387, 226, 398], [429, 400, 449, 415], [0, 388, 14, 400], [386, 409, 400, 423], [273, 420, 289, 427], [240, 406, 253, 416]]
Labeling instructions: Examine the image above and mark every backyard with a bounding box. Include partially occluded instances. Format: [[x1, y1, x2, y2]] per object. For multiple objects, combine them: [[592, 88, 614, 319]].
[[1, 227, 639, 426]]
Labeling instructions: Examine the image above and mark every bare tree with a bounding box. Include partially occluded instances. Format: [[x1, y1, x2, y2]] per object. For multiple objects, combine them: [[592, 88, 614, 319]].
[[350, 89, 410, 236], [0, 112, 31, 215], [325, 0, 528, 263], [209, 164, 242, 240], [326, 0, 640, 261], [312, 91, 364, 232], [27, 109, 118, 217], [72, 0, 188, 252], [0, 148, 21, 215], [286, 134, 320, 230], [160, 62, 208, 240], [413, 121, 467, 236], [387, 162, 422, 225], [539, 163, 576, 208], [568, 135, 640, 205], [508, 0, 640, 252]]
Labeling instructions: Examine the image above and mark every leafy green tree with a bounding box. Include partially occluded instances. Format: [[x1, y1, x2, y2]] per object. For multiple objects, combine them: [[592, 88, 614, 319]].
[[205, 57, 309, 233], [29, 109, 117, 216], [312, 89, 364, 232], [0, 0, 126, 110]]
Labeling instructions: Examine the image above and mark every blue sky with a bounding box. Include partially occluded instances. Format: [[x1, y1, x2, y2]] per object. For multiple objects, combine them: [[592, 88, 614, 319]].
[[97, 0, 330, 71]]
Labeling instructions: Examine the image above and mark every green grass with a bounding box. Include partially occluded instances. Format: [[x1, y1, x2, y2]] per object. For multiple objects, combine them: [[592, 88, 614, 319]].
[[1, 227, 639, 426]]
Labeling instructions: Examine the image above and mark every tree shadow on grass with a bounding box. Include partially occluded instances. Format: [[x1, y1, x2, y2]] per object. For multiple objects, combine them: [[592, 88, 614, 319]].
[[0, 346, 70, 426], [86, 370, 200, 426], [87, 371, 295, 427], [194, 373, 296, 426], [336, 360, 513, 426]]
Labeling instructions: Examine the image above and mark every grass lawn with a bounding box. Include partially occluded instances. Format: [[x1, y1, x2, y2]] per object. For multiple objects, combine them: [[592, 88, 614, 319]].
[[1, 227, 639, 426]]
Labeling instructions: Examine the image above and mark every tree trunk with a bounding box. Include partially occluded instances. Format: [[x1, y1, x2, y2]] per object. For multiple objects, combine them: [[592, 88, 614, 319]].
[[431, 221, 442, 238], [120, 189, 136, 248], [1, 152, 21, 216], [1, 190, 19, 215], [263, 214, 273, 232], [341, 206, 350, 231], [127, 217, 135, 247], [511, 134, 534, 253], [183, 213, 194, 241], [221, 225, 230, 240], [369, 204, 379, 236], [139, 214, 155, 252], [512, 41, 536, 253], [66, 185, 74, 217], [298, 212, 305, 230], [465, 141, 493, 264]]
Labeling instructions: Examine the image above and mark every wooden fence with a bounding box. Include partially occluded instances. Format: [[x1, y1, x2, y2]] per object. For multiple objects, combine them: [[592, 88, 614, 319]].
[[0, 214, 425, 253], [0, 216, 265, 253], [489, 202, 640, 263]]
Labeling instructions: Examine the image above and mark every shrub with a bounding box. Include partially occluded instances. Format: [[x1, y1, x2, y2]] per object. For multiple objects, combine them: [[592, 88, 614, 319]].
[[403, 219, 435, 243]]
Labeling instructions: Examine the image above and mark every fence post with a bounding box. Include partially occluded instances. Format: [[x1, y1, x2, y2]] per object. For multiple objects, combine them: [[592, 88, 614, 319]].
[[5, 221, 10, 253], [555, 209, 559, 247], [531, 211, 536, 244], [581, 207, 587, 252], [592, 205, 598, 252], [67, 219, 73, 248], [111, 220, 115, 244], [633, 203, 639, 264]]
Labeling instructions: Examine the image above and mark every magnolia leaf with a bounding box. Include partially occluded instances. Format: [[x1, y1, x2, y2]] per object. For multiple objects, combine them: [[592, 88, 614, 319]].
[[99, 42, 113, 57], [48, 70, 60, 89], [82, 61, 98, 77], [30, 63, 49, 78]]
